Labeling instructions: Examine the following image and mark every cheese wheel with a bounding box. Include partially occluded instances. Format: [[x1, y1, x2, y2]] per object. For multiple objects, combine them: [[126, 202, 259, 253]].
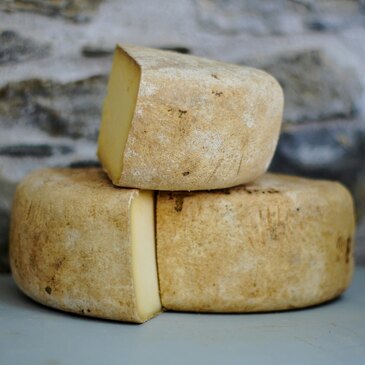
[[157, 174, 355, 312], [98, 45, 283, 191], [10, 168, 161, 323]]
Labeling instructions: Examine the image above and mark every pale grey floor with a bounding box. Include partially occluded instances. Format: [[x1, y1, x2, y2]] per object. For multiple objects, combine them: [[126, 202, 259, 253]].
[[0, 268, 364, 365]]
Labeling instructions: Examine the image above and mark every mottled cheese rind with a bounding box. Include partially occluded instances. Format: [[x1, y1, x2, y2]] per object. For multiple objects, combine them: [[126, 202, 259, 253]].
[[10, 168, 161, 323], [157, 174, 355, 312], [98, 44, 283, 191]]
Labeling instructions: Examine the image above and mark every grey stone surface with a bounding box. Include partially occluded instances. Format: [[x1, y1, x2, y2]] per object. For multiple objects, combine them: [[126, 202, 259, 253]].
[[0, 207, 10, 272], [0, 0, 103, 22], [299, 0, 365, 31], [0, 0, 365, 269], [0, 30, 50, 65], [253, 50, 363, 124], [0, 144, 74, 158], [194, 0, 306, 36], [357, 217, 365, 264], [81, 44, 191, 58], [270, 120, 365, 179], [354, 171, 365, 263], [0, 76, 107, 140], [194, 0, 365, 36], [81, 44, 114, 58], [270, 119, 365, 218]]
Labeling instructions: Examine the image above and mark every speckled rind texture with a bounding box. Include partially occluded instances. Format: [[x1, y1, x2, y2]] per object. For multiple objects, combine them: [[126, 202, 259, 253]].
[[157, 173, 355, 312], [109, 44, 283, 191], [9, 168, 157, 323]]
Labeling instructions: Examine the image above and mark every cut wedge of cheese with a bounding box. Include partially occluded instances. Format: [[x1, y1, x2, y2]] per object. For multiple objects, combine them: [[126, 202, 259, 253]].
[[98, 45, 283, 191], [157, 173, 355, 312], [10, 168, 161, 323]]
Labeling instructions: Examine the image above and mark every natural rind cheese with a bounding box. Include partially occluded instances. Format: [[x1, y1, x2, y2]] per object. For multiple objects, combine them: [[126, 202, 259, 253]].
[[157, 174, 355, 312], [10, 168, 161, 323], [98, 45, 283, 191], [9, 168, 161, 323]]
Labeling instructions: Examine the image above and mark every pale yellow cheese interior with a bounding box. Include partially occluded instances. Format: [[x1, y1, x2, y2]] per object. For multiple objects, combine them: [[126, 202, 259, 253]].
[[98, 47, 140, 184], [131, 191, 161, 320]]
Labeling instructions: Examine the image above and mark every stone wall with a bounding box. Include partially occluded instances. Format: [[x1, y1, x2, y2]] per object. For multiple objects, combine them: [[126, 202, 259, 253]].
[[0, 0, 365, 271]]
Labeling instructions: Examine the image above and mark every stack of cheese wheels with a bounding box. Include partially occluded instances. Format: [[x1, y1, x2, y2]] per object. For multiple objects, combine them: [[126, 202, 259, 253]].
[[10, 45, 356, 323]]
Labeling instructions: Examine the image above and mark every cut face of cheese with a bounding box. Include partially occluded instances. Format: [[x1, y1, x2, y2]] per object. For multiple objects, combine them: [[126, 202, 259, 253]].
[[9, 168, 161, 323], [157, 173, 356, 312], [131, 190, 161, 320], [97, 44, 283, 191], [98, 47, 141, 183]]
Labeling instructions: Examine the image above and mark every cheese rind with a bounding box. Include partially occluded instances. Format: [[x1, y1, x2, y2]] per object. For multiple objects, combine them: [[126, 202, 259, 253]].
[[157, 174, 355, 312], [9, 168, 161, 323], [98, 45, 283, 191]]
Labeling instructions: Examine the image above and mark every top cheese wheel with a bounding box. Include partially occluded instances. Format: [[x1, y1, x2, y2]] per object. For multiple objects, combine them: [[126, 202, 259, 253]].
[[98, 45, 283, 191]]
